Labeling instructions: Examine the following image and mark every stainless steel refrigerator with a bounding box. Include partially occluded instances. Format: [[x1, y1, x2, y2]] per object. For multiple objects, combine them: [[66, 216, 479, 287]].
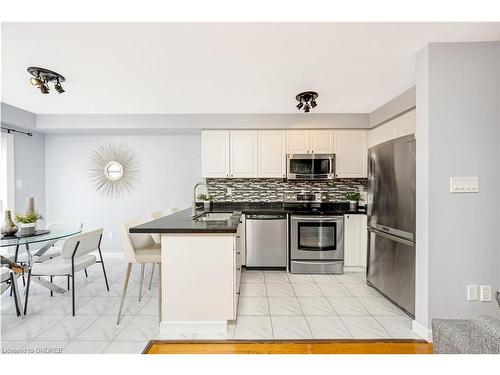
[[367, 134, 416, 317]]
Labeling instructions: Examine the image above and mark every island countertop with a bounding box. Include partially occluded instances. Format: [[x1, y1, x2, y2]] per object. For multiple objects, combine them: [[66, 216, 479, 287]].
[[129, 208, 243, 234]]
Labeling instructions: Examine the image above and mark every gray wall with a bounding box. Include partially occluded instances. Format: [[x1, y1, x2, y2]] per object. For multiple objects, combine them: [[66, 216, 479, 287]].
[[45, 133, 201, 252], [36, 113, 369, 131], [13, 129, 46, 217], [1, 102, 36, 130], [369, 86, 416, 128], [416, 41, 500, 330], [1, 103, 45, 218]]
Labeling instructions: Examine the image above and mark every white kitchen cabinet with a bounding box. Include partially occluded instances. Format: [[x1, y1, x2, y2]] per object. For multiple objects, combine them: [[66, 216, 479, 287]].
[[233, 220, 244, 318], [368, 108, 416, 147], [238, 214, 246, 266], [286, 130, 310, 154], [230, 131, 258, 178], [334, 130, 367, 178], [201, 130, 230, 178], [395, 108, 416, 137], [344, 214, 368, 271], [309, 130, 334, 153], [258, 130, 286, 178], [286, 129, 334, 154], [368, 121, 397, 148]]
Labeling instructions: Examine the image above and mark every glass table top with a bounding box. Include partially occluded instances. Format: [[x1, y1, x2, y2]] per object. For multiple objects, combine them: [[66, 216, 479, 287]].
[[0, 227, 82, 247]]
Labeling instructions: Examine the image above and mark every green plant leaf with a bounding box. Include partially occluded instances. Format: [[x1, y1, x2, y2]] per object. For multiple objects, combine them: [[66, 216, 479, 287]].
[[15, 212, 43, 224]]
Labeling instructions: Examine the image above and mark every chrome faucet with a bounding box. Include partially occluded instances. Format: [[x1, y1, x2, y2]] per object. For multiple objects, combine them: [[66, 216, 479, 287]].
[[192, 182, 207, 217]]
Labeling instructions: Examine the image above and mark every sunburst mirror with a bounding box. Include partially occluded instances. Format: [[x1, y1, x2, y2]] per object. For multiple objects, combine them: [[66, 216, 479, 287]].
[[88, 143, 140, 198]]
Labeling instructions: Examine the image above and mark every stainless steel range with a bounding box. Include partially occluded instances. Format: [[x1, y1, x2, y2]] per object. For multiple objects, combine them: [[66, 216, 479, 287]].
[[284, 193, 344, 274]]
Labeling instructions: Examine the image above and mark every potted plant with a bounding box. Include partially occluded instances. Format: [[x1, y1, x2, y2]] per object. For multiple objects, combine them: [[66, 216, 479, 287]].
[[345, 192, 363, 211], [15, 211, 43, 236], [197, 194, 212, 210]]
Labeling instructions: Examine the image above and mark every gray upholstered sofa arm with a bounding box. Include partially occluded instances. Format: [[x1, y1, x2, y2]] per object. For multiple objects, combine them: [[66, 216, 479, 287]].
[[432, 316, 500, 354]]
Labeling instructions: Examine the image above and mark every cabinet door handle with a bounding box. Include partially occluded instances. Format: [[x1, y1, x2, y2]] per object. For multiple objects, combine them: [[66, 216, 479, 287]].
[[236, 291, 240, 295], [236, 235, 240, 238], [236, 267, 241, 271], [236, 252, 241, 255]]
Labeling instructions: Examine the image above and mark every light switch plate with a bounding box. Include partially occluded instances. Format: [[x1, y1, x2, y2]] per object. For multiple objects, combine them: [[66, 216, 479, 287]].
[[467, 285, 478, 301], [480, 285, 492, 302], [16, 179, 23, 188], [450, 176, 479, 193]]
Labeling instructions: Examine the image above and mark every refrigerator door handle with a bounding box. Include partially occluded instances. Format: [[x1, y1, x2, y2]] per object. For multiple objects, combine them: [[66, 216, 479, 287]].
[[368, 227, 415, 246]]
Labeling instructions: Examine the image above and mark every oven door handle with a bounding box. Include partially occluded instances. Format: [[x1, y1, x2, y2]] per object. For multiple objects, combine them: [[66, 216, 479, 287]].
[[291, 216, 343, 221]]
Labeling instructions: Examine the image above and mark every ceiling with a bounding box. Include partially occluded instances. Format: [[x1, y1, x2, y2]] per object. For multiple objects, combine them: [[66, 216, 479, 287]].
[[2, 22, 499, 115]]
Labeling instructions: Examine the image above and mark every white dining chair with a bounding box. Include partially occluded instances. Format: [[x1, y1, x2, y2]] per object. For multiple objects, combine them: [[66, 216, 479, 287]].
[[117, 219, 161, 325], [24, 228, 109, 316], [36, 221, 84, 261], [147, 208, 179, 290]]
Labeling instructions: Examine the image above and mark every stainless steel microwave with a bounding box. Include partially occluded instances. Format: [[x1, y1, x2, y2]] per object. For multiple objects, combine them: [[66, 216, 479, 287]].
[[286, 154, 335, 180]]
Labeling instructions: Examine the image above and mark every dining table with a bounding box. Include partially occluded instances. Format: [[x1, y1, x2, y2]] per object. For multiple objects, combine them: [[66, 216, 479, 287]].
[[1, 226, 83, 295]]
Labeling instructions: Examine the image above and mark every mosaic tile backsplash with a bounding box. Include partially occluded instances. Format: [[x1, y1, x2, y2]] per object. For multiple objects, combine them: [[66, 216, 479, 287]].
[[206, 178, 367, 202]]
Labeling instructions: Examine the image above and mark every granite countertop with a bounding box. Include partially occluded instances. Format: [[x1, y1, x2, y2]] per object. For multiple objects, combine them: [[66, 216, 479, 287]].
[[129, 208, 243, 234], [129, 202, 367, 234]]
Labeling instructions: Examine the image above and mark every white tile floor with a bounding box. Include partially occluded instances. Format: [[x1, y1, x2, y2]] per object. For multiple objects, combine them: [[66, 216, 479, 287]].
[[233, 269, 421, 340], [1, 259, 422, 354], [1, 256, 155, 354]]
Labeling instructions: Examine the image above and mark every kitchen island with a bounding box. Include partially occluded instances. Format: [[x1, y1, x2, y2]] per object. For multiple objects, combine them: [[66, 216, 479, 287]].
[[130, 208, 244, 336]]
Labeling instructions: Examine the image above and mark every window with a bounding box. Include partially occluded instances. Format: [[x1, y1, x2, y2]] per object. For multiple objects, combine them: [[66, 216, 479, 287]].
[[0, 132, 15, 213]]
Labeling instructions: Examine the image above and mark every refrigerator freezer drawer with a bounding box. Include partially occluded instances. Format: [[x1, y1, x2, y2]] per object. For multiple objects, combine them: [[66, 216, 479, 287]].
[[367, 228, 415, 317]]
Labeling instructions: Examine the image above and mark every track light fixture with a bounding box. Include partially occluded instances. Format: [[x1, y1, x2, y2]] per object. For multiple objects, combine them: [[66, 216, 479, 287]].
[[295, 91, 318, 113], [27, 67, 66, 94], [54, 77, 65, 93]]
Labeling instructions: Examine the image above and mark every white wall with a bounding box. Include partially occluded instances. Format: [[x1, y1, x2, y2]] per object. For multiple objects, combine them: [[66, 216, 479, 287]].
[[416, 41, 500, 331], [45, 133, 201, 252]]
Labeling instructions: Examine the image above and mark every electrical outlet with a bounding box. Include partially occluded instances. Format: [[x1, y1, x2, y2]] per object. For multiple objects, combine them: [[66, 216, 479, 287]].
[[16, 180, 23, 188], [226, 187, 232, 196], [467, 285, 478, 301], [480, 285, 492, 302], [108, 231, 113, 240]]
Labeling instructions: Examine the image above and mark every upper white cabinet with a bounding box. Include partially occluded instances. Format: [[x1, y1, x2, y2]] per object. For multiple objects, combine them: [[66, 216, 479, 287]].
[[286, 130, 310, 154], [309, 130, 334, 153], [334, 130, 367, 178], [202, 130, 230, 178], [287, 130, 334, 154], [395, 108, 416, 137], [258, 130, 286, 178], [368, 108, 416, 148], [230, 131, 258, 178]]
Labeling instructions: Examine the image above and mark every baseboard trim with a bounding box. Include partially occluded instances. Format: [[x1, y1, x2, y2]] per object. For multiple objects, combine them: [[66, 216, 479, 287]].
[[344, 266, 366, 273], [102, 252, 125, 259], [159, 321, 227, 336], [412, 320, 432, 342]]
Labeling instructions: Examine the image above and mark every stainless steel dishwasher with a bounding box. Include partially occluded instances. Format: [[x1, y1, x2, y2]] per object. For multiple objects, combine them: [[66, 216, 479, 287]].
[[246, 213, 287, 268]]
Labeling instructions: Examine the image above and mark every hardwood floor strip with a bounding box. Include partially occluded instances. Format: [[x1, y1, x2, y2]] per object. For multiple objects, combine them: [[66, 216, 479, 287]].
[[145, 340, 433, 354]]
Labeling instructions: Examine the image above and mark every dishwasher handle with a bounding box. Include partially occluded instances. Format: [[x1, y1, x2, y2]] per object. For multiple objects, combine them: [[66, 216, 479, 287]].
[[246, 214, 286, 220]]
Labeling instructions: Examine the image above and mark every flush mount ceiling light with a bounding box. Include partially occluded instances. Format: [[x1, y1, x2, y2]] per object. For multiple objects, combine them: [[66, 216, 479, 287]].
[[27, 67, 66, 94], [295, 91, 318, 113]]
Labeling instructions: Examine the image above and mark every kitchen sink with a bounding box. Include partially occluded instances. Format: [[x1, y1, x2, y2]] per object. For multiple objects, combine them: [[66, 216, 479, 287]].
[[193, 212, 233, 222]]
